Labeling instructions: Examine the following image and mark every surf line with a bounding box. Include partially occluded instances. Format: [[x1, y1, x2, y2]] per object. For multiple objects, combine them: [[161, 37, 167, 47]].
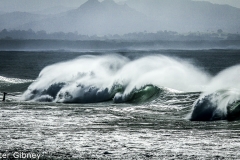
[[1, 92, 15, 102]]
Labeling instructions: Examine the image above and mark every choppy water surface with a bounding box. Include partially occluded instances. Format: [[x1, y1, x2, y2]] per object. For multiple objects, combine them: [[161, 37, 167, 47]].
[[0, 50, 240, 159], [1, 99, 240, 159]]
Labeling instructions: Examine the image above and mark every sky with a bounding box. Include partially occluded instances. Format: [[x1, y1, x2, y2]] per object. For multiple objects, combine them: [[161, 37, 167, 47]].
[[0, 0, 240, 13], [193, 0, 240, 8]]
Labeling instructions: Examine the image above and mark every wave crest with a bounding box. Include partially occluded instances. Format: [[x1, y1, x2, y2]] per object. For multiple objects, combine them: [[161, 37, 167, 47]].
[[189, 65, 240, 121], [21, 54, 210, 103]]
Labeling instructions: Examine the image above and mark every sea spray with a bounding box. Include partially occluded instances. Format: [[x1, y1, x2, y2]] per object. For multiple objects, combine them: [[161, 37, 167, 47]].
[[189, 65, 240, 121], [22, 54, 128, 102], [112, 56, 210, 102], [21, 54, 210, 103]]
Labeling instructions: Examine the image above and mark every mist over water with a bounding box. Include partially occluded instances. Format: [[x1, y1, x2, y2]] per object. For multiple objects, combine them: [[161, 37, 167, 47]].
[[21, 54, 210, 103], [204, 65, 240, 94]]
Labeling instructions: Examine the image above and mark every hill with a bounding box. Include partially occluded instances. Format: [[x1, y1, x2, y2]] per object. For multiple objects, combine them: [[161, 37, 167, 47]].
[[0, 12, 45, 30], [1, 0, 240, 35], [20, 0, 151, 35], [126, 0, 240, 33]]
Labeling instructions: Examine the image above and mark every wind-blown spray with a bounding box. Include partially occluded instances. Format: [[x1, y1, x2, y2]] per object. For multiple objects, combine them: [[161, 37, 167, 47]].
[[21, 54, 210, 103], [189, 65, 240, 121]]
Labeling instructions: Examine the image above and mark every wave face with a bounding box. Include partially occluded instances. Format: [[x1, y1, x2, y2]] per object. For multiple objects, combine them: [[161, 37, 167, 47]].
[[21, 54, 210, 103], [189, 65, 240, 121]]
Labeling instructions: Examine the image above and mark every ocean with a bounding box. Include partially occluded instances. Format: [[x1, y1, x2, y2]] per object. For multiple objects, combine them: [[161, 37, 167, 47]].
[[0, 49, 240, 159]]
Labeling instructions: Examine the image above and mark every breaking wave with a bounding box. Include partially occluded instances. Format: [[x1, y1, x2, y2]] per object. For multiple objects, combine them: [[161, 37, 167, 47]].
[[0, 76, 33, 92], [21, 54, 210, 103], [0, 76, 33, 84], [189, 65, 240, 121]]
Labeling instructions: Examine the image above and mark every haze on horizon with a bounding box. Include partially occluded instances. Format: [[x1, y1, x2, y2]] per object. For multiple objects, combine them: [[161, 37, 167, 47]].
[[0, 0, 240, 12], [0, 0, 240, 35]]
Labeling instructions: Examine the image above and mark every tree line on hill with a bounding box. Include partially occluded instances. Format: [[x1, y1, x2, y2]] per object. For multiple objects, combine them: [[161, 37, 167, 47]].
[[1, 29, 240, 41]]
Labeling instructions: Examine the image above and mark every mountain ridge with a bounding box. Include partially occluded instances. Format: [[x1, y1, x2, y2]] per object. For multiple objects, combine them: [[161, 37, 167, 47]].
[[19, 0, 151, 35], [0, 12, 46, 30], [0, 0, 240, 35], [126, 0, 240, 33]]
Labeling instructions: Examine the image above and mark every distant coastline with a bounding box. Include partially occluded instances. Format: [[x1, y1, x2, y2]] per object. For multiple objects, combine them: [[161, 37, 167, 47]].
[[1, 39, 240, 51]]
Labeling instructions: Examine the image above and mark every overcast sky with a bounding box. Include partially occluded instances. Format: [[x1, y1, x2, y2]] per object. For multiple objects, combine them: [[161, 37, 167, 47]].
[[0, 0, 240, 13], [193, 0, 240, 8]]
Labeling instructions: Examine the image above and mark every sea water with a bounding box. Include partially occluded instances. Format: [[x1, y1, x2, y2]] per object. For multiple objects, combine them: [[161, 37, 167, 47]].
[[0, 50, 240, 159]]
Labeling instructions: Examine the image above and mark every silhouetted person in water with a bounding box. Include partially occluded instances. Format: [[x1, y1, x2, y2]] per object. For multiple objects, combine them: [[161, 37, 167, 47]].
[[2, 92, 7, 102]]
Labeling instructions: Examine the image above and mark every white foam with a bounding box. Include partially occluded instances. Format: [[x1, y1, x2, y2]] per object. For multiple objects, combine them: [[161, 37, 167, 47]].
[[0, 76, 34, 84], [22, 54, 211, 102], [190, 65, 240, 120]]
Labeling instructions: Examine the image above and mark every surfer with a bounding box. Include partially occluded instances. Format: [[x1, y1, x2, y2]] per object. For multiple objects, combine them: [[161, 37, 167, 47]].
[[2, 92, 7, 102]]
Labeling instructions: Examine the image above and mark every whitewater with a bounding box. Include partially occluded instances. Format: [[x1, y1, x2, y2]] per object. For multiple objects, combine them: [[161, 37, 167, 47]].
[[21, 54, 210, 102], [0, 50, 240, 159]]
